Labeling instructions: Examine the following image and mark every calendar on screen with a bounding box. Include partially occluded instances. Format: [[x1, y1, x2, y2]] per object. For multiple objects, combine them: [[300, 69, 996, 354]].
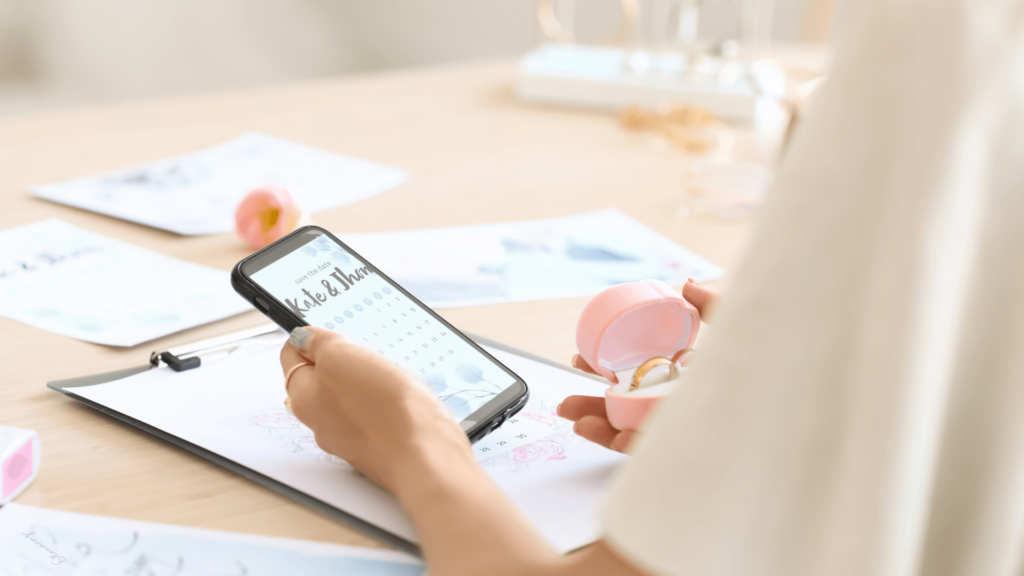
[[250, 234, 519, 420]]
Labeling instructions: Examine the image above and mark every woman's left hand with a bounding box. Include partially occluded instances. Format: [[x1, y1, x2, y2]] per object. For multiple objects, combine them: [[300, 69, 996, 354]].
[[560, 279, 721, 453], [280, 326, 473, 492]]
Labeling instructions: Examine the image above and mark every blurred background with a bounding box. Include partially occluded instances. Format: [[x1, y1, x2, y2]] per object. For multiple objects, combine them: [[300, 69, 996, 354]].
[[0, 0, 839, 118]]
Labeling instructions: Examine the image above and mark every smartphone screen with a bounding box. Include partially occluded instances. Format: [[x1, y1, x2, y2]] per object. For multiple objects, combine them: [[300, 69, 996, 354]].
[[236, 228, 527, 433]]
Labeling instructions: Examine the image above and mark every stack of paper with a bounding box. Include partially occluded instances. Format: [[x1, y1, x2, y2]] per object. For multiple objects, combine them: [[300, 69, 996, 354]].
[[0, 503, 423, 575], [33, 133, 409, 235], [342, 209, 724, 308], [0, 219, 251, 346]]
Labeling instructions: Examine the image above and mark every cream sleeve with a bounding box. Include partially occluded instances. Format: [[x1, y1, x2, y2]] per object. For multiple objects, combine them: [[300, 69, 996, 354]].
[[599, 0, 1024, 574]]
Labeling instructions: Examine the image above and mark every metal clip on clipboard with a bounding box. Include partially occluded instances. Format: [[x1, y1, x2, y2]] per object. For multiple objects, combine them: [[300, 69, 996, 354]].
[[151, 324, 286, 372]]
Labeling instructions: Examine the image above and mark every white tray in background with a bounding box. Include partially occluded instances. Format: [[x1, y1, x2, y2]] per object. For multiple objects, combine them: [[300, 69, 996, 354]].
[[517, 44, 758, 120]]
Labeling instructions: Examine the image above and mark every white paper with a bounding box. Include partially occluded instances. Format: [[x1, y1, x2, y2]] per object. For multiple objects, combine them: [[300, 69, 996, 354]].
[[0, 503, 423, 575], [69, 340, 627, 553], [0, 219, 250, 347], [340, 209, 724, 308], [32, 133, 409, 235]]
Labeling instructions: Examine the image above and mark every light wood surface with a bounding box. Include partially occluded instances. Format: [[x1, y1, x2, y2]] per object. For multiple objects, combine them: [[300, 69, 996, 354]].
[[0, 61, 781, 549]]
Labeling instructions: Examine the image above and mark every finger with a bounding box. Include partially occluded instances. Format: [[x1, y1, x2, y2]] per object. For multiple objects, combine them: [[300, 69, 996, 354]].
[[570, 354, 600, 376], [280, 342, 308, 374], [284, 365, 317, 424], [280, 343, 316, 395], [286, 326, 346, 363], [557, 395, 607, 421], [573, 415, 620, 450], [683, 279, 721, 323], [610, 430, 638, 453]]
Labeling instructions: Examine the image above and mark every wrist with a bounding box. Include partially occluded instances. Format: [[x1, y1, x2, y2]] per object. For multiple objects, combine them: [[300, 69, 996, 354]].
[[390, 429, 481, 502]]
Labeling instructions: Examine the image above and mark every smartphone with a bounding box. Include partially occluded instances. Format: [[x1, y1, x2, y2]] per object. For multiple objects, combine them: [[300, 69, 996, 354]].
[[231, 225, 529, 443]]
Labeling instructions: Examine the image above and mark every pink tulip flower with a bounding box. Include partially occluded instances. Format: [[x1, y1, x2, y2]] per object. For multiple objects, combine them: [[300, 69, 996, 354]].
[[235, 185, 309, 249]]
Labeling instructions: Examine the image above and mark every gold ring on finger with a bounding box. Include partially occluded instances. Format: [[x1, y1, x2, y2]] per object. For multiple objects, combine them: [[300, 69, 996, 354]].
[[284, 361, 311, 393]]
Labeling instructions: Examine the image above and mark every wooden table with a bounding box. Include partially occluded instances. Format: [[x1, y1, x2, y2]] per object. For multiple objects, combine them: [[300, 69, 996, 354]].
[[0, 61, 783, 549]]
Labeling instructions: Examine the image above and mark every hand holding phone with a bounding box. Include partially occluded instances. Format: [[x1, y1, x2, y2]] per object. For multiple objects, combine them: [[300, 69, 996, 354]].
[[231, 226, 529, 443], [280, 324, 477, 490]]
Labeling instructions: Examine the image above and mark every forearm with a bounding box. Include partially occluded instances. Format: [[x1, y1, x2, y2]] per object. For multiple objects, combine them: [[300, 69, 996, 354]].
[[393, 436, 560, 576], [281, 329, 646, 574], [392, 437, 648, 576]]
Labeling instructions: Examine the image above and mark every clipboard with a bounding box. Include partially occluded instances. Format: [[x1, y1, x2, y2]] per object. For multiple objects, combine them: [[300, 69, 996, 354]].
[[46, 323, 601, 557]]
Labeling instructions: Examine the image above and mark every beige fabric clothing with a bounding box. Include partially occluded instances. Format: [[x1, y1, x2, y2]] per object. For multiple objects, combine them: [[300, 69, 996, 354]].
[[600, 1, 1024, 576]]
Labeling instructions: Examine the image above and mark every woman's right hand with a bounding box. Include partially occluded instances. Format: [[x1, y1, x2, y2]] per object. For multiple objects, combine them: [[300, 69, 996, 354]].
[[281, 327, 473, 493], [559, 279, 720, 453]]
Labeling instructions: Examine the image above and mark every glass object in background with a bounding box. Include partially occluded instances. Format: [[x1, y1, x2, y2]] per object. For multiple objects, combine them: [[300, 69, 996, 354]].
[[625, 0, 774, 90], [527, 0, 802, 221], [676, 69, 824, 220], [519, 0, 762, 120], [537, 0, 640, 45], [678, 160, 772, 219]]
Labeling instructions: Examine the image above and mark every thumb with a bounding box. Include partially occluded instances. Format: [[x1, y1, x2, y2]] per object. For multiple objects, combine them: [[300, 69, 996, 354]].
[[287, 326, 344, 363], [682, 279, 720, 323]]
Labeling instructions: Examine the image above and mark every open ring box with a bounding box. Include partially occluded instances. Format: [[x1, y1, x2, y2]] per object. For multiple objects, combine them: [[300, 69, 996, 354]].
[[576, 280, 700, 432]]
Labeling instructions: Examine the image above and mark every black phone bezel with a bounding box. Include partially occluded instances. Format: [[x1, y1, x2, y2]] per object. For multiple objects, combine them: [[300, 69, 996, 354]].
[[230, 225, 530, 443]]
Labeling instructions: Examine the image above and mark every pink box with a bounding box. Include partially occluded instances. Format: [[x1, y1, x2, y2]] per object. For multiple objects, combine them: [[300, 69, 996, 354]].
[[576, 279, 701, 431], [0, 426, 41, 503]]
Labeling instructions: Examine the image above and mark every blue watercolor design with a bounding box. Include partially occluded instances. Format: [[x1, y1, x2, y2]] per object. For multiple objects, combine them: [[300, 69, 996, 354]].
[[102, 159, 211, 190], [454, 363, 503, 393], [136, 313, 183, 326], [455, 363, 485, 384], [501, 239, 530, 252], [565, 240, 638, 261], [373, 292, 383, 300], [60, 315, 110, 333], [354, 304, 364, 312], [501, 238, 549, 253], [334, 316, 345, 323], [324, 322, 334, 329], [421, 373, 448, 394], [330, 250, 351, 264], [344, 311, 354, 318], [444, 395, 470, 418], [606, 275, 672, 285], [28, 308, 60, 319], [382, 287, 392, 294], [398, 280, 507, 302], [363, 298, 373, 306], [300, 238, 354, 267]]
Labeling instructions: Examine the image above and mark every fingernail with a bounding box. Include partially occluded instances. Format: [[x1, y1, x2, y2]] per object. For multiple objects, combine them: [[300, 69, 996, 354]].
[[556, 403, 562, 415], [573, 422, 579, 433], [571, 354, 580, 368], [289, 327, 314, 352], [687, 277, 703, 287]]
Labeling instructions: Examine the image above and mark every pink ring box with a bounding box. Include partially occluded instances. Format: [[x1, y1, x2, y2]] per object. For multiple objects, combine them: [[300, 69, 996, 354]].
[[576, 280, 700, 431], [0, 425, 41, 504]]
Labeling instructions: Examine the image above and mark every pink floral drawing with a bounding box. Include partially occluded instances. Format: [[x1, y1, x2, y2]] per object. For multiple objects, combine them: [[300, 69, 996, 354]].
[[479, 429, 584, 473], [517, 400, 571, 429], [249, 409, 317, 453], [511, 439, 566, 462]]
